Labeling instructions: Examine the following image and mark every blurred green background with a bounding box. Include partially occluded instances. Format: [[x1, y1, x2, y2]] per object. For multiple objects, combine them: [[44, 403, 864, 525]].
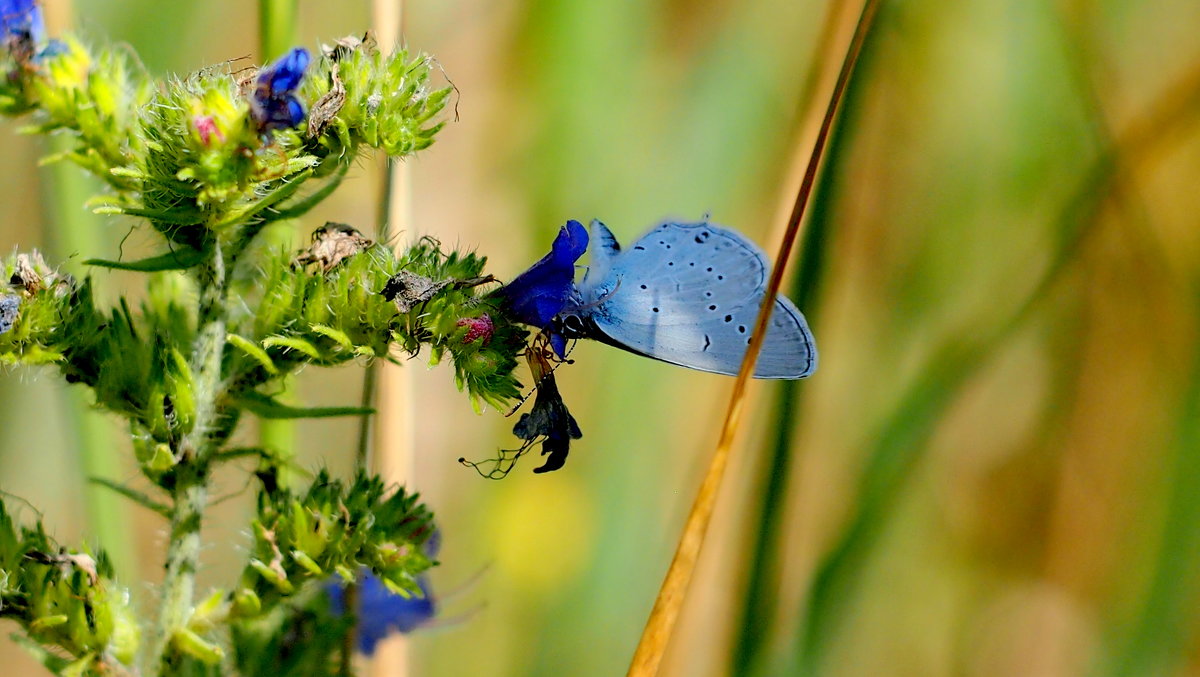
[[4, 0, 1200, 675]]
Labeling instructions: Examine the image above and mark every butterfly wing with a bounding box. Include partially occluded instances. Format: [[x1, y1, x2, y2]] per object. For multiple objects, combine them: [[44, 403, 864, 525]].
[[582, 219, 622, 287], [579, 221, 817, 379]]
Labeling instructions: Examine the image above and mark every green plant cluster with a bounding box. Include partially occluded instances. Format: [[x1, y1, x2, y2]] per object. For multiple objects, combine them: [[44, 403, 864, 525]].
[[0, 25, 530, 677], [0, 500, 139, 675], [243, 471, 434, 606]]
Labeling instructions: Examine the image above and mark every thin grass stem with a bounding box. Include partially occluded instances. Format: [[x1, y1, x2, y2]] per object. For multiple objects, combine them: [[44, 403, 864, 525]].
[[731, 2, 872, 673], [625, 2, 881, 674]]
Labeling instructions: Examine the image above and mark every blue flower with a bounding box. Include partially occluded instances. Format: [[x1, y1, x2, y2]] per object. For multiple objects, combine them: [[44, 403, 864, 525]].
[[497, 220, 589, 331], [0, 0, 43, 43], [250, 47, 311, 133], [328, 571, 437, 655], [326, 529, 441, 655]]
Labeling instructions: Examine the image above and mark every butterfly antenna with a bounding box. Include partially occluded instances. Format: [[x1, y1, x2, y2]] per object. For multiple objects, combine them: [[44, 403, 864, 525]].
[[435, 563, 492, 607], [417, 602, 488, 633], [505, 346, 576, 417], [458, 444, 530, 479], [504, 388, 536, 417]]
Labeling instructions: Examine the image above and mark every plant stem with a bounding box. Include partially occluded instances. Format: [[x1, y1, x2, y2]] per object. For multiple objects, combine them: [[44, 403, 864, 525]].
[[40, 0, 138, 584], [369, 3, 415, 675], [258, 0, 299, 61], [625, 2, 880, 674], [794, 50, 1200, 677], [256, 0, 301, 487], [153, 243, 229, 674], [43, 138, 137, 581], [730, 3, 865, 673]]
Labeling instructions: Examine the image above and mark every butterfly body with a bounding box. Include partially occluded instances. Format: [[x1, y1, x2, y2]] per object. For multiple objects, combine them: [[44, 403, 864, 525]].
[[558, 220, 817, 379]]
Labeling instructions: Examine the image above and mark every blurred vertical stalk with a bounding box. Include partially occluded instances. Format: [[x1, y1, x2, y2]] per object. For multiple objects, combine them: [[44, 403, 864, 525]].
[[40, 0, 135, 582], [256, 0, 299, 483], [625, 2, 880, 675], [730, 2, 870, 674], [258, 0, 298, 61], [1103, 293, 1200, 676], [1051, 10, 1200, 670], [791, 46, 1200, 677], [367, 4, 415, 677]]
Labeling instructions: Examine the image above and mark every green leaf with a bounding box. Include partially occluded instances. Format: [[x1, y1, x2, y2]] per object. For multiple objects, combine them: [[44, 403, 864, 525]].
[[91, 205, 204, 225], [261, 335, 322, 360], [171, 628, 225, 665], [248, 559, 295, 593], [8, 633, 71, 674], [213, 168, 315, 228], [84, 247, 205, 272], [227, 334, 278, 375], [89, 478, 171, 518], [291, 550, 324, 576], [61, 654, 98, 677], [270, 161, 349, 220], [234, 391, 374, 419], [310, 324, 354, 351]]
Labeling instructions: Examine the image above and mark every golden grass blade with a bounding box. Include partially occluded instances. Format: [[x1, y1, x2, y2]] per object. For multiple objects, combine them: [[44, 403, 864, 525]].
[[625, 2, 882, 675], [733, 2, 871, 671]]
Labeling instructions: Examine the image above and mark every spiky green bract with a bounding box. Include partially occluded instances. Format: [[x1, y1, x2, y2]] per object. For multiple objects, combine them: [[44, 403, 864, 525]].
[[1, 253, 207, 476], [0, 253, 78, 366], [394, 239, 526, 410], [2, 34, 450, 264], [0, 500, 139, 675], [2, 233, 529, 486], [13, 38, 152, 190], [240, 470, 434, 607], [242, 238, 526, 411], [156, 471, 438, 675], [301, 40, 451, 171], [126, 71, 319, 252], [229, 582, 350, 677]]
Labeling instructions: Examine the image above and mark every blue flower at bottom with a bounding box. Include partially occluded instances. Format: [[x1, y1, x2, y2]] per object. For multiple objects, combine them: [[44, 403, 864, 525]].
[[328, 571, 437, 655], [497, 220, 589, 330], [250, 47, 311, 133], [326, 528, 441, 655]]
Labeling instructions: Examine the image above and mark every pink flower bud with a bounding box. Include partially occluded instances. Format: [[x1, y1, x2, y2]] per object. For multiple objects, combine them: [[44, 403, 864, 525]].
[[193, 115, 223, 145], [456, 313, 494, 346]]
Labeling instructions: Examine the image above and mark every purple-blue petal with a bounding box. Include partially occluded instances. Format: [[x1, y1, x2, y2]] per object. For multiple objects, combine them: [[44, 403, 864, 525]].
[[498, 220, 589, 328], [549, 218, 589, 263], [327, 571, 437, 655], [548, 331, 568, 360], [252, 95, 306, 132], [423, 528, 441, 558], [250, 47, 311, 132], [257, 47, 310, 96], [1, 0, 44, 43]]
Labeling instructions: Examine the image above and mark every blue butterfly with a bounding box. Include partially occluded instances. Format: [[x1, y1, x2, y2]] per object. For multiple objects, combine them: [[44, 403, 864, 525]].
[[0, 0, 43, 43], [554, 219, 817, 379]]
